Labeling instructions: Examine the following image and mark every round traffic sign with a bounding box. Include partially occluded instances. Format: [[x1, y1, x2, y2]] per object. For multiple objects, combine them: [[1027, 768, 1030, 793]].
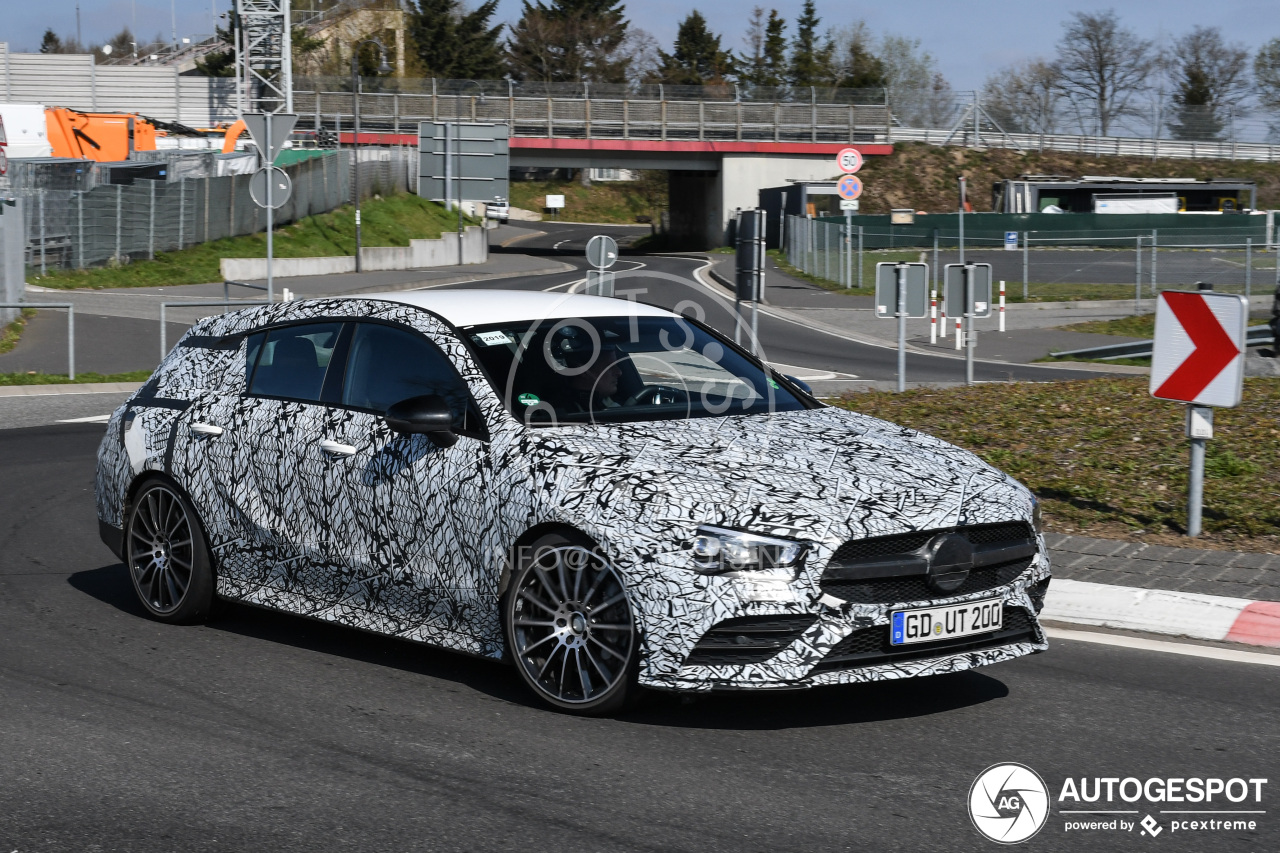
[[585, 234, 618, 269], [249, 166, 292, 209], [836, 174, 864, 200], [836, 147, 863, 174]]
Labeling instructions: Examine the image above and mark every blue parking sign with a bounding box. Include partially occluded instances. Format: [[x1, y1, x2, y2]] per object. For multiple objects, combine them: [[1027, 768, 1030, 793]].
[[1004, 231, 1018, 251]]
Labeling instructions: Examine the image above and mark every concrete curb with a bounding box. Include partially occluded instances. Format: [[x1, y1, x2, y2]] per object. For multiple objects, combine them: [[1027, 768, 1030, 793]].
[[1042, 578, 1280, 649]]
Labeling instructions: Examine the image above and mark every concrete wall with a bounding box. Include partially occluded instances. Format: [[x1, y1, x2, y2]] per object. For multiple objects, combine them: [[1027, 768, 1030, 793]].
[[220, 226, 488, 279], [1, 198, 24, 325], [717, 154, 837, 245]]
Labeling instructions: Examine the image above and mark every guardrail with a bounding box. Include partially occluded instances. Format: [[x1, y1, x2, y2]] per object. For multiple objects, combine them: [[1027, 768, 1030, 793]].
[[890, 126, 1280, 163], [0, 302, 74, 379], [1050, 325, 1275, 361]]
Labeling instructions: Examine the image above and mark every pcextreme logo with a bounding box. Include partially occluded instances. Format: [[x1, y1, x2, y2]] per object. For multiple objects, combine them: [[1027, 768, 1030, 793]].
[[970, 764, 1268, 844]]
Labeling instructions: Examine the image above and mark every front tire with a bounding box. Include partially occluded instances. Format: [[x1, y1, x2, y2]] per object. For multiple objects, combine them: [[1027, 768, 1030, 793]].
[[504, 533, 639, 715], [125, 480, 214, 624]]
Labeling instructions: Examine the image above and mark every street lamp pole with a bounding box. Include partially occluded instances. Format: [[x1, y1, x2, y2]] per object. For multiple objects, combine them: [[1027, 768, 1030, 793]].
[[351, 39, 390, 273]]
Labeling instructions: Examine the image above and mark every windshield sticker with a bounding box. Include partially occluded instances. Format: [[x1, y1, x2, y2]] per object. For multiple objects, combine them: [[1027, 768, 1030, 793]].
[[476, 330, 515, 346], [768, 378, 781, 389], [517, 392, 540, 406]]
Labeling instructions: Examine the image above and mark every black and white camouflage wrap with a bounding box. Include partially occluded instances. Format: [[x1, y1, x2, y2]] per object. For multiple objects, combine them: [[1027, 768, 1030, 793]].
[[96, 297, 1051, 691]]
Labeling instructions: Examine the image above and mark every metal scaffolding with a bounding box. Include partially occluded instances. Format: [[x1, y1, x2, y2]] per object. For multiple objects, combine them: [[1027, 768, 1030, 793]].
[[236, 0, 293, 115]]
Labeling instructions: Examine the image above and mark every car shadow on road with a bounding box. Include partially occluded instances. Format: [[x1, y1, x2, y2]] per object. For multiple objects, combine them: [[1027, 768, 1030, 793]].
[[70, 564, 1012, 727], [69, 563, 533, 706], [624, 670, 1011, 730]]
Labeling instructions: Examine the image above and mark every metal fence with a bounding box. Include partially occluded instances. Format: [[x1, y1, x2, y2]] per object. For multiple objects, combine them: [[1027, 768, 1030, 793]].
[[785, 214, 1280, 307], [19, 152, 349, 274]]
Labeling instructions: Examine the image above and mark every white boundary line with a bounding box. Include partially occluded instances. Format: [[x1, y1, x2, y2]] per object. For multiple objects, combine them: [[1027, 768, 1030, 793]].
[[1044, 626, 1280, 668]]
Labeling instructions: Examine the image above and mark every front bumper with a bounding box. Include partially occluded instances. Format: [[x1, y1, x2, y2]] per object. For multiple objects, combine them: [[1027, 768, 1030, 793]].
[[637, 573, 1049, 692]]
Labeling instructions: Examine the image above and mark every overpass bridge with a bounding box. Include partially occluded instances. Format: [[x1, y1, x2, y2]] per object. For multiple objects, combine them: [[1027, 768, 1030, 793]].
[[300, 84, 892, 246]]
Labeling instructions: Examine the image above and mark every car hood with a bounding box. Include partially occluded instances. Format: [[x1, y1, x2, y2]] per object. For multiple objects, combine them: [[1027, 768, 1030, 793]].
[[522, 406, 1033, 545]]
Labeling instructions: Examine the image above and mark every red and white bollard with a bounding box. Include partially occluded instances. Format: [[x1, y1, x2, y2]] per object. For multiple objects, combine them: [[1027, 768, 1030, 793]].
[[954, 315, 962, 350], [998, 280, 1006, 333], [930, 290, 937, 344]]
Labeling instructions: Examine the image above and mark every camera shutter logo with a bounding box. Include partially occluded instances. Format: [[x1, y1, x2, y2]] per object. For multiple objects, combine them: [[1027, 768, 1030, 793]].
[[969, 763, 1050, 844]]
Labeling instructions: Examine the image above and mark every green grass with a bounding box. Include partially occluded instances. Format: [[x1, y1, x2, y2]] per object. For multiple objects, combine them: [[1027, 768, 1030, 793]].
[[1058, 311, 1273, 338], [29, 193, 475, 291], [0, 370, 152, 386], [0, 309, 37, 356], [508, 179, 664, 225], [832, 377, 1280, 550]]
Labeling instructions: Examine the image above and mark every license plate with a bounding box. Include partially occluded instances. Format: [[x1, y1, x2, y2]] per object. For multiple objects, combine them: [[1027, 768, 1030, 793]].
[[891, 599, 1003, 646]]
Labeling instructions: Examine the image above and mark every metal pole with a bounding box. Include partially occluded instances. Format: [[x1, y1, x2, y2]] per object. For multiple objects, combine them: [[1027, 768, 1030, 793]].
[[457, 121, 464, 264], [1245, 237, 1252, 299], [353, 55, 362, 273], [896, 265, 906, 392], [857, 225, 864, 289], [964, 267, 974, 385], [77, 193, 84, 269], [67, 306, 75, 381], [844, 211, 852, 288], [160, 304, 167, 359], [115, 185, 123, 263], [266, 112, 275, 302], [958, 177, 965, 265], [1135, 235, 1142, 309], [1187, 405, 1210, 538], [1022, 232, 1029, 300], [38, 191, 46, 276], [148, 179, 156, 260], [1150, 229, 1157, 297], [178, 178, 186, 249]]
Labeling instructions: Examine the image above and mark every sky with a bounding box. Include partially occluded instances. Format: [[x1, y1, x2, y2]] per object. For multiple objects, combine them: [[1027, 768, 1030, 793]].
[[5, 1, 1278, 92]]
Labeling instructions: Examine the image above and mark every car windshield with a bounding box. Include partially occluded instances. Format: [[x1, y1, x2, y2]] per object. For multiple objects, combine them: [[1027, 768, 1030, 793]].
[[463, 316, 808, 425]]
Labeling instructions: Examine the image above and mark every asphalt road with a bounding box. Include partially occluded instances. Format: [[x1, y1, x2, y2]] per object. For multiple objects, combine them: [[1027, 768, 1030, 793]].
[[1, 424, 1276, 852], [480, 222, 1104, 383]]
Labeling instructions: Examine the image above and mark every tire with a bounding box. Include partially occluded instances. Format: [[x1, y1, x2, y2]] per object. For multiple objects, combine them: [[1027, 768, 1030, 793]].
[[124, 479, 215, 624], [503, 532, 639, 715]]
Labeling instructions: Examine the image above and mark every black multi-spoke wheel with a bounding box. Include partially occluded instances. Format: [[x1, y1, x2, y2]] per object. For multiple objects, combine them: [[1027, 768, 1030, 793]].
[[125, 480, 214, 624], [504, 533, 638, 714]]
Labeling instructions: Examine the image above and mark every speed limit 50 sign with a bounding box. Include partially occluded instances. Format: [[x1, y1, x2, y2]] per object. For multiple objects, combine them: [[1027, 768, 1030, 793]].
[[836, 147, 863, 174]]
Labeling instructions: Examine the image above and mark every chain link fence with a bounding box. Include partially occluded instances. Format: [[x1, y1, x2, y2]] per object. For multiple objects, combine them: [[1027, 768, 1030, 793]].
[[14, 152, 351, 275], [785, 214, 1280, 307]]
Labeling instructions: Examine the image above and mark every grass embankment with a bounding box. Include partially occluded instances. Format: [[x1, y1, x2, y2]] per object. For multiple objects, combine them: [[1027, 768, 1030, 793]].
[[1059, 311, 1273, 337], [509, 177, 665, 225], [834, 377, 1280, 551], [0, 370, 151, 386], [0, 309, 37, 355], [846, 141, 1280, 214], [30, 193, 475, 291]]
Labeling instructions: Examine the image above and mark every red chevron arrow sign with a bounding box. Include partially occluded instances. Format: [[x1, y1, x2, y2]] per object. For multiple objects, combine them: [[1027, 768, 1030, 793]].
[[1149, 290, 1248, 407]]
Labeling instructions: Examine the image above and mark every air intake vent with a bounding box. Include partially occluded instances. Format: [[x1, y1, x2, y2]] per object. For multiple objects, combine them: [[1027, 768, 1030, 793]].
[[683, 614, 819, 667]]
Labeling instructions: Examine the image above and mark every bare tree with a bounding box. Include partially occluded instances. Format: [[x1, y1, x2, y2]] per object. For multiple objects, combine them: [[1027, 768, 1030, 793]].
[[982, 59, 1060, 134], [1165, 26, 1251, 140], [880, 34, 955, 127], [1253, 37, 1280, 137], [1053, 10, 1152, 135]]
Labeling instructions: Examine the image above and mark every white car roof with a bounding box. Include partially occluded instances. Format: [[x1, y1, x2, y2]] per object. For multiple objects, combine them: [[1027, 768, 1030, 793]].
[[354, 289, 678, 328]]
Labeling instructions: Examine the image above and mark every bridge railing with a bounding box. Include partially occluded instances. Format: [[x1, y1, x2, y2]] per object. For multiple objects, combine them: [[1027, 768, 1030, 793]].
[[293, 86, 892, 144], [889, 126, 1280, 163]]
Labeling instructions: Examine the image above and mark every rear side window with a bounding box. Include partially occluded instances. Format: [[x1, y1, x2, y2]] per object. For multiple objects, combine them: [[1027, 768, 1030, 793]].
[[247, 322, 342, 402], [341, 322, 477, 431]]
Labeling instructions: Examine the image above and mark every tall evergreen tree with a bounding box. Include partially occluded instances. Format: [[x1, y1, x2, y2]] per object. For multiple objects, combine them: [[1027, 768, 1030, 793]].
[[740, 8, 787, 93], [506, 0, 632, 84], [410, 0, 504, 80], [655, 10, 733, 86], [835, 24, 886, 90], [1166, 26, 1250, 141], [788, 0, 833, 88], [40, 29, 63, 54]]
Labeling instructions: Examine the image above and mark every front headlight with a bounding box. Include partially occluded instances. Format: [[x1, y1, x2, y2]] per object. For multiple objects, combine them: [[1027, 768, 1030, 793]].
[[1032, 497, 1044, 535], [689, 525, 808, 574]]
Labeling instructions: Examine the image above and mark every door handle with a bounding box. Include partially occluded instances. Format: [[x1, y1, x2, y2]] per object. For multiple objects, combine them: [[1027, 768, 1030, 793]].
[[190, 422, 224, 437], [319, 439, 357, 457]]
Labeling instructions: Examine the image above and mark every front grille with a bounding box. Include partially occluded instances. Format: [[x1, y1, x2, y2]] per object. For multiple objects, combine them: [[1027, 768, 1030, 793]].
[[683, 614, 818, 667], [813, 607, 1040, 673], [820, 522, 1037, 605]]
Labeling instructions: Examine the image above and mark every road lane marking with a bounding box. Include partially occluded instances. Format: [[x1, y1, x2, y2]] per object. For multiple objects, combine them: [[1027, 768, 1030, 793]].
[[56, 414, 112, 423], [1043, 626, 1280, 667]]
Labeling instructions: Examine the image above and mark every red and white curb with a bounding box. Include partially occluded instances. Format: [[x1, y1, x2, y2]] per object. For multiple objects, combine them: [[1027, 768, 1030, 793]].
[[1042, 579, 1280, 649]]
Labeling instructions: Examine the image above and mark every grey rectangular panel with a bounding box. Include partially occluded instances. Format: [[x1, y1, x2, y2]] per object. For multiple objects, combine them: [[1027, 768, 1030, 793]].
[[943, 264, 993, 317], [875, 263, 929, 318]]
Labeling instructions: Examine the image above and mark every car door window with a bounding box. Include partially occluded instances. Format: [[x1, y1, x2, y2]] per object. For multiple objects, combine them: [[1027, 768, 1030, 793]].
[[341, 322, 479, 433], [247, 323, 343, 402]]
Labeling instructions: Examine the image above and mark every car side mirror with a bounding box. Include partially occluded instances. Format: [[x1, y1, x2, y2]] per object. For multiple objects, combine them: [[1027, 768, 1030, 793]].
[[784, 374, 814, 395], [385, 394, 458, 447]]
